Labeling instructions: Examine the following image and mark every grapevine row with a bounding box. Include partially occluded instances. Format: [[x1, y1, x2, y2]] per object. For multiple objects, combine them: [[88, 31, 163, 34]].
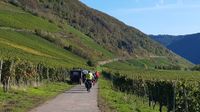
[[0, 59, 70, 92], [102, 71, 200, 112]]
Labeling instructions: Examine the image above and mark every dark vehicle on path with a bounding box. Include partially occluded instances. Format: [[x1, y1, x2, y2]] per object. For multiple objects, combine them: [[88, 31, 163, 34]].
[[70, 69, 82, 84], [70, 69, 88, 84]]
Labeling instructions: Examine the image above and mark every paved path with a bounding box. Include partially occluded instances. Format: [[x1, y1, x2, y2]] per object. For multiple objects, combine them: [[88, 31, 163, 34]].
[[30, 84, 100, 112], [97, 57, 131, 66]]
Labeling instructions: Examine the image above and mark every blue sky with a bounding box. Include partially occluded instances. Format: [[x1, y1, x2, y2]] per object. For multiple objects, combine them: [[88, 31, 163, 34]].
[[80, 0, 200, 35]]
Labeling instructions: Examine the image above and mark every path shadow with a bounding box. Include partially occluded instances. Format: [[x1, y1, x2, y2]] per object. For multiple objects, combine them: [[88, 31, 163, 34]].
[[70, 89, 86, 91], [64, 91, 88, 94]]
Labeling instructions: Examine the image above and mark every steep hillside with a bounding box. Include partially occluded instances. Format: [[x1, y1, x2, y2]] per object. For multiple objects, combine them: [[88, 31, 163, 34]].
[[150, 33, 200, 64], [0, 1, 115, 64], [0, 29, 86, 67], [4, 0, 193, 67], [36, 0, 170, 56], [0, 2, 85, 68], [168, 34, 200, 64], [0, 1, 113, 68], [149, 35, 184, 46], [0, 0, 193, 68]]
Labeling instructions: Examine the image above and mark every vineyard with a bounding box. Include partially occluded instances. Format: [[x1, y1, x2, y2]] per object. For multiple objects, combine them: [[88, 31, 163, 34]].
[[101, 67, 200, 112], [0, 1, 200, 112], [0, 59, 72, 92], [0, 1, 115, 88], [99, 77, 162, 112], [103, 58, 200, 80], [0, 58, 76, 111], [0, 1, 92, 111], [0, 0, 115, 94]]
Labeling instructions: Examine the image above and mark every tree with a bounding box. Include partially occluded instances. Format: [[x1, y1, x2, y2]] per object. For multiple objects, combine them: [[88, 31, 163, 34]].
[[87, 60, 95, 67]]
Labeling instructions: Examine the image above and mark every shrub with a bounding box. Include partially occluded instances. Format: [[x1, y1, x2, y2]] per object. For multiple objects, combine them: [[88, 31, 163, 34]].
[[87, 60, 96, 67], [34, 29, 65, 47], [8, 0, 20, 7]]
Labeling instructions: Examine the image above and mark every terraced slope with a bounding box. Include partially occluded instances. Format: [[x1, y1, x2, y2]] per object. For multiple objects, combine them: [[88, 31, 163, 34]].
[[0, 2, 85, 67], [0, 1, 115, 68], [0, 2, 60, 32], [0, 29, 86, 67]]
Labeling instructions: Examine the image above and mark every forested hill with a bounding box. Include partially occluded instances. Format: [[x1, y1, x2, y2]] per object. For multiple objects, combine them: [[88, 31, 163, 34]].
[[150, 33, 200, 64], [3, 0, 191, 66]]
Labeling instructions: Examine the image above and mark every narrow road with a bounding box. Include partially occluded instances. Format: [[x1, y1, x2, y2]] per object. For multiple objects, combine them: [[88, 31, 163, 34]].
[[30, 84, 100, 112], [97, 57, 131, 66]]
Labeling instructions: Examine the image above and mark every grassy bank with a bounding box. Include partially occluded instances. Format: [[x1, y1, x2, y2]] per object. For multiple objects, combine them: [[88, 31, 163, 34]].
[[98, 78, 163, 112], [0, 82, 73, 112]]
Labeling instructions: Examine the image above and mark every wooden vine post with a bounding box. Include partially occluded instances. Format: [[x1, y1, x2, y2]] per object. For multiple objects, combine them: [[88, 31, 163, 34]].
[[143, 79, 147, 104], [0, 60, 3, 83], [173, 81, 176, 112], [183, 84, 189, 112], [46, 68, 49, 82], [64, 69, 67, 81], [40, 65, 43, 83], [9, 61, 14, 90], [2, 60, 14, 92]]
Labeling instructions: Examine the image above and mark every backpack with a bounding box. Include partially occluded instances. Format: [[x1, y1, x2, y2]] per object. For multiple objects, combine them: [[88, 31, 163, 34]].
[[95, 71, 100, 78]]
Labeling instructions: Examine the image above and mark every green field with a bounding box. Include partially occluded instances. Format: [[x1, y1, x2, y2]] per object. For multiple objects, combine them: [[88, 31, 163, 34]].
[[104, 57, 192, 70], [103, 58, 200, 80], [0, 29, 87, 67], [0, 2, 60, 32], [103, 58, 173, 70], [0, 10, 60, 32]]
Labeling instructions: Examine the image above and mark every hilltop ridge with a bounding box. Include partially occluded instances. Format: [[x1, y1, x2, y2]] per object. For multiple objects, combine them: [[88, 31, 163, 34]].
[[150, 33, 200, 64]]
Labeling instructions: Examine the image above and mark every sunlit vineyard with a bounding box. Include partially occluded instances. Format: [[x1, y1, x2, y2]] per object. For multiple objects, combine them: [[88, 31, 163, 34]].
[[0, 1, 199, 112], [106, 68, 200, 81], [0, 59, 72, 92], [103, 58, 200, 80], [0, 29, 87, 67], [102, 60, 200, 112], [102, 70, 200, 112]]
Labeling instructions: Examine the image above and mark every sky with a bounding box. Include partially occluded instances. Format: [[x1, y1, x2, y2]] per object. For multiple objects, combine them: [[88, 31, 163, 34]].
[[80, 0, 200, 35]]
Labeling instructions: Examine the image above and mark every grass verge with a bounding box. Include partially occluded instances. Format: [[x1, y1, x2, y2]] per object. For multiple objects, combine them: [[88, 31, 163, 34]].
[[0, 82, 73, 112], [98, 77, 163, 112]]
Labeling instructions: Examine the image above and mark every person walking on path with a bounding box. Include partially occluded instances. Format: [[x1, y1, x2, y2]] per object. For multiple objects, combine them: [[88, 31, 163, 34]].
[[94, 71, 100, 82]]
